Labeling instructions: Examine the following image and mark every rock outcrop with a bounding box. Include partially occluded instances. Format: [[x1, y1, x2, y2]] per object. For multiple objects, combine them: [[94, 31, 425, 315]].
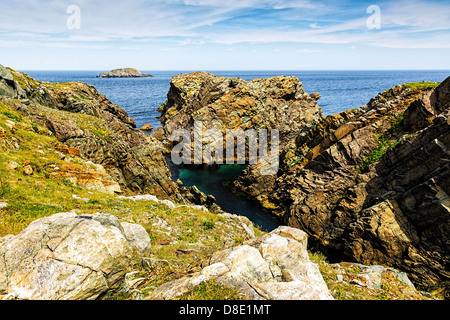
[[1, 66, 177, 200], [147, 226, 333, 300], [158, 71, 449, 295], [0, 212, 150, 300], [1, 65, 443, 300], [140, 124, 153, 131], [98, 68, 152, 78], [235, 79, 450, 293], [324, 261, 430, 300], [0, 65, 26, 99], [157, 71, 323, 162]]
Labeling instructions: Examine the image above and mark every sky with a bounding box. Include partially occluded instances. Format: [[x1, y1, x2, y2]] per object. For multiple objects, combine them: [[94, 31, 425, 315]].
[[0, 0, 449, 70]]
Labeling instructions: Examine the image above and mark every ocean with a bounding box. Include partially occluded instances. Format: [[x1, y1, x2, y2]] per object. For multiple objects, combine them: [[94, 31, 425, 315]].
[[23, 70, 449, 230]]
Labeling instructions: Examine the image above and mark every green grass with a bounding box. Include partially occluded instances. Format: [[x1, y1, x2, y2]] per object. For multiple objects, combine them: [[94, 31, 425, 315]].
[[308, 251, 374, 300], [0, 202, 63, 232], [358, 110, 409, 174], [203, 218, 215, 230], [359, 136, 399, 173], [308, 251, 430, 300], [2, 111, 22, 122], [175, 279, 246, 300], [402, 81, 440, 91]]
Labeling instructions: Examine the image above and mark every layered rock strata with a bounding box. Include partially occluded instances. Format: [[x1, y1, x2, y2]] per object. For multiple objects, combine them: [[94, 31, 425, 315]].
[[157, 71, 323, 164], [0, 65, 177, 200], [235, 79, 450, 292], [158, 71, 449, 293]]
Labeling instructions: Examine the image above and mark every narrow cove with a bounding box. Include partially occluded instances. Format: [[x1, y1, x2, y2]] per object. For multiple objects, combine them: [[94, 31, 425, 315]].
[[167, 160, 281, 232]]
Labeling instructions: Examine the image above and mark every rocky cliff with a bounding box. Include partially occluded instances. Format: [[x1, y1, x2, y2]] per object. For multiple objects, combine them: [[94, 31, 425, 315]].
[[0, 64, 176, 200], [236, 79, 450, 294], [157, 71, 323, 163], [0, 66, 439, 300], [158, 71, 449, 296]]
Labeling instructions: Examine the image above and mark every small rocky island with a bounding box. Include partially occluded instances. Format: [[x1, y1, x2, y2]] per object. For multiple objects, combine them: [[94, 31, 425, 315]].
[[98, 68, 152, 78]]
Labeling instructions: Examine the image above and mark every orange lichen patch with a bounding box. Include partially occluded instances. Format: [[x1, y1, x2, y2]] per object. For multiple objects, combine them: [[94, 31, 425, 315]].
[[51, 164, 121, 194], [52, 141, 80, 157]]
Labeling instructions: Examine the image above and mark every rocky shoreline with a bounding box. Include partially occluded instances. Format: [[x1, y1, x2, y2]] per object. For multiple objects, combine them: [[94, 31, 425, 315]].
[[0, 64, 447, 300]]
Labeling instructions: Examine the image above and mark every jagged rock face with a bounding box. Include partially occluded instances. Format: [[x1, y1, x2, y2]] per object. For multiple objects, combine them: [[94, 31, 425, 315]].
[[235, 79, 450, 293], [157, 71, 449, 291], [1, 67, 178, 200], [0, 65, 26, 99], [147, 226, 334, 300], [0, 212, 150, 300], [430, 77, 450, 114], [157, 71, 324, 161]]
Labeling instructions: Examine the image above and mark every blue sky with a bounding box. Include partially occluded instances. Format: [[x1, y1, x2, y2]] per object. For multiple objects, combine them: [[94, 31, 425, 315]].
[[0, 0, 449, 70]]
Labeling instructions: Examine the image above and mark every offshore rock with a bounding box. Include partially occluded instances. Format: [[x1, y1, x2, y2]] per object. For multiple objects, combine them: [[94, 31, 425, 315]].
[[98, 68, 152, 78], [0, 212, 150, 300]]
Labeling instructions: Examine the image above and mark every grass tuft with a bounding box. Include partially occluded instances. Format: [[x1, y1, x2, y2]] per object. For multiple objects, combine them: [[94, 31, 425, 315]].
[[175, 279, 246, 300]]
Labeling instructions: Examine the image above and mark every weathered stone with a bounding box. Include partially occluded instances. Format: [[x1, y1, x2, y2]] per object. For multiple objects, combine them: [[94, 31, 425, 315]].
[[0, 212, 150, 300], [430, 76, 450, 114], [23, 165, 33, 175], [140, 124, 153, 131], [0, 64, 25, 99], [51, 163, 122, 195], [4, 67, 178, 200], [157, 72, 324, 163], [232, 80, 450, 293], [5, 161, 19, 170], [121, 222, 151, 255], [147, 226, 333, 300], [403, 92, 434, 132]]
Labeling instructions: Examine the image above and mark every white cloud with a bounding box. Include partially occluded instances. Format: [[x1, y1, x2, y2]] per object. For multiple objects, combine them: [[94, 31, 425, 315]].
[[0, 0, 448, 51], [295, 48, 322, 53], [181, 0, 314, 9], [382, 0, 450, 31]]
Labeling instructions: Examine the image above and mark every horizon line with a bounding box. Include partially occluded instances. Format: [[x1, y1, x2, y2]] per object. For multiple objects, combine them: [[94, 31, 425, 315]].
[[18, 68, 450, 72]]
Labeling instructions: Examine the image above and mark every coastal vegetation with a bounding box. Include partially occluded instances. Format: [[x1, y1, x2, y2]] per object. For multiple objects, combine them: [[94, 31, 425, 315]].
[[1, 65, 447, 300], [402, 81, 441, 90]]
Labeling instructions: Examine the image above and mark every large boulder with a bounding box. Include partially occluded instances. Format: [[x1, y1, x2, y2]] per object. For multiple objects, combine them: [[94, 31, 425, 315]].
[[147, 226, 333, 300], [0, 212, 150, 300]]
